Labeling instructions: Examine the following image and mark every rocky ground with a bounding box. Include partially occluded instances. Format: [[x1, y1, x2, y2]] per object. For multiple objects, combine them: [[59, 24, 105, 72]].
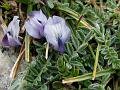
[[0, 48, 17, 90]]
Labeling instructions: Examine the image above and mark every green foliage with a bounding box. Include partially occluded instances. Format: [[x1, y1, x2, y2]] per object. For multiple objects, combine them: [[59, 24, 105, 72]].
[[47, 0, 54, 9], [7, 0, 120, 90], [16, 0, 36, 4], [88, 83, 105, 90]]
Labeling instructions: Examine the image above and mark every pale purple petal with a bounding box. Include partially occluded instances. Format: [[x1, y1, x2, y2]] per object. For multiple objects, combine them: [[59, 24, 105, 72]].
[[7, 16, 20, 38], [46, 16, 65, 25], [61, 23, 71, 42], [44, 16, 63, 50], [52, 16, 65, 24], [24, 18, 43, 39], [44, 16, 71, 52], [28, 10, 47, 25], [44, 21, 59, 50], [52, 16, 71, 42], [25, 10, 47, 38]]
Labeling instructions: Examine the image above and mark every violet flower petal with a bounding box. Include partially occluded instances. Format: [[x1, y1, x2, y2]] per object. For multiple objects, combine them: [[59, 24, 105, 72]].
[[58, 37, 64, 52], [2, 33, 21, 46], [7, 33, 21, 46], [2, 34, 9, 46]]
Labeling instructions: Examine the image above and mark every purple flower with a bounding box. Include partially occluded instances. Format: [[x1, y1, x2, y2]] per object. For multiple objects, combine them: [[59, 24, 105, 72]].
[[44, 16, 71, 52], [2, 16, 21, 46], [24, 10, 47, 39]]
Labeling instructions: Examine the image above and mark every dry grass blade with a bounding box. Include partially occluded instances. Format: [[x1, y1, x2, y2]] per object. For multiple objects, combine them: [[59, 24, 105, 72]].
[[0, 9, 7, 42], [10, 49, 25, 79]]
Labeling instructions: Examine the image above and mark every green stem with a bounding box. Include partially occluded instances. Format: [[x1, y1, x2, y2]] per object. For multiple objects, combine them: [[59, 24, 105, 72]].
[[92, 43, 101, 80], [62, 68, 115, 84], [25, 33, 30, 62]]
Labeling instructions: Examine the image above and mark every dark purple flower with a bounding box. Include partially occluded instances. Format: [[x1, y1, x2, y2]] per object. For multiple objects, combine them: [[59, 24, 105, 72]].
[[24, 10, 47, 39], [44, 16, 71, 52], [2, 16, 21, 46]]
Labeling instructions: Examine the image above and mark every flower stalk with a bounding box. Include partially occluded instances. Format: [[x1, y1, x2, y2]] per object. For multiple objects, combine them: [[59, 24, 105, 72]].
[[45, 43, 49, 59]]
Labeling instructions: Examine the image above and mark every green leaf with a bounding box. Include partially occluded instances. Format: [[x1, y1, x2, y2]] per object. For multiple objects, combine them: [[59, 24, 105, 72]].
[[101, 74, 111, 86], [77, 43, 88, 52], [71, 52, 79, 59], [65, 43, 74, 56], [112, 59, 120, 69], [84, 31, 94, 42], [71, 34, 79, 50], [40, 84, 48, 90], [76, 30, 85, 42], [70, 60, 83, 67], [93, 28, 102, 37], [57, 57, 67, 73], [52, 81, 64, 89], [95, 37, 105, 43], [47, 0, 54, 9], [88, 83, 105, 90]]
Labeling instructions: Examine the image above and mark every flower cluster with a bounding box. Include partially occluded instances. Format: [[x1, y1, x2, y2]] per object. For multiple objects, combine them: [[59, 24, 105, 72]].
[[2, 10, 71, 52]]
